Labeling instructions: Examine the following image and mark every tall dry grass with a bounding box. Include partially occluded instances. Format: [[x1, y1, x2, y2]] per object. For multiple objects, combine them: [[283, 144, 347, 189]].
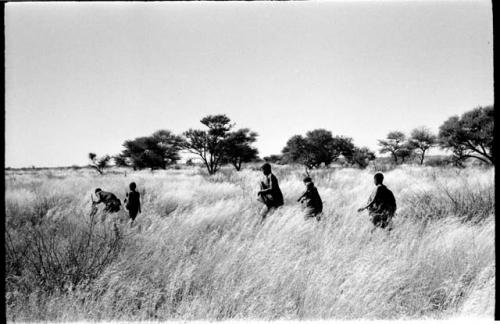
[[4, 165, 494, 321]]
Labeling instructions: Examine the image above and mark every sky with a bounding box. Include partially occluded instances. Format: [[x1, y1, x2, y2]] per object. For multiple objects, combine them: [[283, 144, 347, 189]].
[[5, 1, 493, 168]]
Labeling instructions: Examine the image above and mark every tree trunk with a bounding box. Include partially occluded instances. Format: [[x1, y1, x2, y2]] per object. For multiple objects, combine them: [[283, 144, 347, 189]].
[[392, 152, 398, 163], [420, 150, 425, 165]]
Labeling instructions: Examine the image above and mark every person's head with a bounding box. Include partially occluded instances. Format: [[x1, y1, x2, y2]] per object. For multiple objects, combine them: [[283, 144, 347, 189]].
[[374, 173, 384, 185], [95, 188, 102, 195], [129, 182, 136, 191], [303, 176, 312, 184], [261, 163, 272, 175]]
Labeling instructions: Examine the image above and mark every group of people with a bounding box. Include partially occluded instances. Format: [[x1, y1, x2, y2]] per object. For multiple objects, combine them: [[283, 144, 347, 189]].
[[93, 182, 141, 225], [256, 163, 396, 229], [92, 163, 397, 230]]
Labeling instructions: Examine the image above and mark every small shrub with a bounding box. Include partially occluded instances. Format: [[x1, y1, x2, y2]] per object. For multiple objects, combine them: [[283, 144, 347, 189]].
[[5, 210, 124, 315]]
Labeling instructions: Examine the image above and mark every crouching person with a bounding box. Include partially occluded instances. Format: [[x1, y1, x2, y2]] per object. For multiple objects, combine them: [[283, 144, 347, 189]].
[[298, 177, 323, 221], [257, 163, 284, 221], [93, 188, 121, 213]]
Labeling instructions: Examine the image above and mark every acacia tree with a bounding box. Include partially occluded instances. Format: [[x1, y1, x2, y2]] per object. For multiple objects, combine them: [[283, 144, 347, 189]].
[[88, 153, 110, 175], [439, 106, 494, 165], [223, 128, 259, 171], [396, 143, 415, 163], [378, 131, 407, 163], [281, 130, 356, 168], [409, 127, 437, 165], [182, 115, 233, 175], [119, 130, 184, 170]]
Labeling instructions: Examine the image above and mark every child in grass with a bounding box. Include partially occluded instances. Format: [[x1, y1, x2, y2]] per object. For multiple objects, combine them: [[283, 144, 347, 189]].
[[257, 163, 284, 220], [124, 182, 141, 225], [297, 176, 323, 221]]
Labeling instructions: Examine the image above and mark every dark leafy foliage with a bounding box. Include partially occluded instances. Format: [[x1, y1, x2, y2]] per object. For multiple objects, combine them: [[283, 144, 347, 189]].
[[119, 130, 184, 170], [409, 127, 437, 165], [182, 115, 233, 175], [282, 129, 356, 168], [438, 106, 494, 165], [223, 128, 259, 171]]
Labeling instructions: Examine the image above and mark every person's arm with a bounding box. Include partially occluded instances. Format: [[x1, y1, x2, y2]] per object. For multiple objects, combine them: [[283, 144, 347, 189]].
[[297, 190, 307, 202], [93, 194, 102, 205], [259, 176, 274, 195], [357, 187, 380, 212], [138, 193, 142, 213]]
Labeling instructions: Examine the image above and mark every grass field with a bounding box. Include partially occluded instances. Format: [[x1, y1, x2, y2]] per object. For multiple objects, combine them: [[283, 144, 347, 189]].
[[4, 164, 495, 321]]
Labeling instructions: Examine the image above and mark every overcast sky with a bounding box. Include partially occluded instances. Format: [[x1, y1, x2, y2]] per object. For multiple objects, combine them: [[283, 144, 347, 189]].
[[5, 1, 493, 168]]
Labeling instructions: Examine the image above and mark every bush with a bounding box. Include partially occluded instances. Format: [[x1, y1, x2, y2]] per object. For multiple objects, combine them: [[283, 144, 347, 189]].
[[5, 208, 123, 318]]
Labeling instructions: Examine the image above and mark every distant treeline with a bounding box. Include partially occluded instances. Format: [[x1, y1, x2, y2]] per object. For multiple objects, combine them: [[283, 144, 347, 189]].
[[85, 105, 492, 175]]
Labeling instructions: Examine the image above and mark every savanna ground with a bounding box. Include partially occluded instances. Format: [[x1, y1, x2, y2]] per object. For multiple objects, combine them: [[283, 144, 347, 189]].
[[4, 164, 495, 321]]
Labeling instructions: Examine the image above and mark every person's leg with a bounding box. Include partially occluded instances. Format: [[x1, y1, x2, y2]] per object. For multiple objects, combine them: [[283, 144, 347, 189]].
[[129, 209, 138, 227], [259, 204, 269, 220], [384, 215, 394, 231], [260, 205, 276, 222], [379, 213, 389, 229], [371, 214, 382, 232]]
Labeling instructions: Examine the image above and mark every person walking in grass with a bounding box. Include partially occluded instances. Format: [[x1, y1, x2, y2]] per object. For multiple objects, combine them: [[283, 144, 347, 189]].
[[124, 182, 141, 226], [357, 172, 397, 231], [257, 163, 284, 220], [93, 188, 122, 213], [297, 176, 323, 221]]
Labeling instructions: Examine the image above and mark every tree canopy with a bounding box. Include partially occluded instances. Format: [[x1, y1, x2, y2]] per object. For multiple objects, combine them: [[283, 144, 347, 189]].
[[119, 130, 184, 170], [438, 105, 494, 165], [223, 128, 259, 171], [409, 127, 437, 165], [378, 131, 410, 164], [182, 114, 233, 175], [282, 129, 357, 168]]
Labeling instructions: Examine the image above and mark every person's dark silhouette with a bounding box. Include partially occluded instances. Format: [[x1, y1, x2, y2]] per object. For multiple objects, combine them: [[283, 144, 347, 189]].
[[357, 173, 396, 231], [124, 182, 141, 225], [93, 188, 121, 213], [298, 177, 323, 221], [257, 163, 284, 220]]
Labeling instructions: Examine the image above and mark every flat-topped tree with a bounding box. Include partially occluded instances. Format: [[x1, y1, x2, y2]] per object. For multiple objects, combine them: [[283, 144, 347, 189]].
[[409, 127, 437, 165], [182, 114, 233, 175], [378, 131, 407, 164], [439, 105, 494, 165], [119, 130, 184, 170], [282, 130, 356, 169]]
